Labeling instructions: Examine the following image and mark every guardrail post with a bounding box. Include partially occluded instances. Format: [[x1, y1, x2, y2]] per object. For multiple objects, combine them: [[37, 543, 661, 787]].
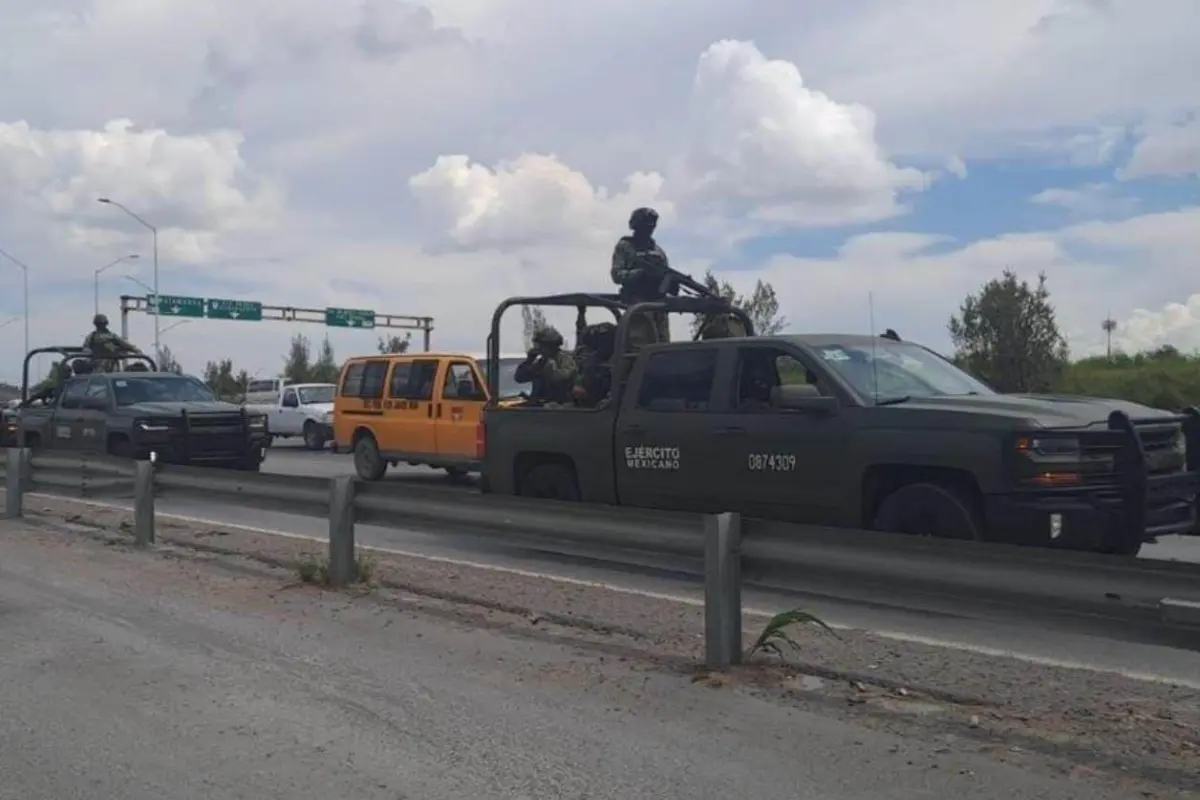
[[704, 511, 742, 669], [3, 447, 26, 519], [133, 460, 155, 546], [327, 476, 356, 587]]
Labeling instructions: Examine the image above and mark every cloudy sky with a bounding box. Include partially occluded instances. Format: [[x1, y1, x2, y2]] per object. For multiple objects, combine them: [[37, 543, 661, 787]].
[[2, 0, 1199, 384]]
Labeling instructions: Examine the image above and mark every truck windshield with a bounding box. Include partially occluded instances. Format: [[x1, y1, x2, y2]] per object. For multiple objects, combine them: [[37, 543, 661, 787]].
[[814, 341, 994, 401], [297, 386, 334, 404], [476, 357, 524, 399], [113, 376, 217, 406]]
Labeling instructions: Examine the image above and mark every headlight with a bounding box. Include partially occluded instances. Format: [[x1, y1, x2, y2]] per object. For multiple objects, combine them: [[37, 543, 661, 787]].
[[247, 416, 267, 429], [1015, 435, 1081, 458], [1173, 429, 1187, 457], [137, 420, 171, 432], [321, 412, 333, 424]]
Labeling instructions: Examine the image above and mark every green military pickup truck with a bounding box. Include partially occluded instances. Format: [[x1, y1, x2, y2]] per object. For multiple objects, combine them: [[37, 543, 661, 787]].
[[12, 347, 269, 471], [480, 294, 1200, 556]]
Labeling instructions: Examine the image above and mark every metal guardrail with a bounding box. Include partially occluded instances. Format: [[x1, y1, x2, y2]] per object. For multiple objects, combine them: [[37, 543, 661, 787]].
[[3, 447, 1200, 667]]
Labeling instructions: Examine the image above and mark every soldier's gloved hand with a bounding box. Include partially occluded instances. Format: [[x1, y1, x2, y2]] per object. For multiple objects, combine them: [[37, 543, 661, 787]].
[[526, 347, 541, 361]]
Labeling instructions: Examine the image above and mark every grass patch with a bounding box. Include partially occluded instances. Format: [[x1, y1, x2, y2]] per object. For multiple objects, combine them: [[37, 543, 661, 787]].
[[295, 550, 376, 586]]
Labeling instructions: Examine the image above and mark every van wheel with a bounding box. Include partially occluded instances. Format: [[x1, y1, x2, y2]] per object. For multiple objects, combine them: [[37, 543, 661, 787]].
[[302, 421, 325, 451], [353, 434, 387, 481], [519, 463, 580, 501], [872, 482, 983, 542]]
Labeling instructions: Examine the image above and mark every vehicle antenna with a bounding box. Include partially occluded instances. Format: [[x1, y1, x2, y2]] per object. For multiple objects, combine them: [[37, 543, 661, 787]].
[[868, 291, 879, 405]]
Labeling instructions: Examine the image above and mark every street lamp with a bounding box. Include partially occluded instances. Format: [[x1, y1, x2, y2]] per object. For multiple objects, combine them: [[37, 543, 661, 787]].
[[123, 274, 154, 294], [98, 197, 158, 361], [94, 254, 140, 315], [0, 247, 30, 359]]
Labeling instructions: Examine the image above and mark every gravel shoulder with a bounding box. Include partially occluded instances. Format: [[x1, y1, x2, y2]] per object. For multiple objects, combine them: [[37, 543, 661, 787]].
[[8, 494, 1200, 797]]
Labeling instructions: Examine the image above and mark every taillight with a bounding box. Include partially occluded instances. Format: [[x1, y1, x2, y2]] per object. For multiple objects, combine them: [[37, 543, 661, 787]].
[[475, 421, 486, 459]]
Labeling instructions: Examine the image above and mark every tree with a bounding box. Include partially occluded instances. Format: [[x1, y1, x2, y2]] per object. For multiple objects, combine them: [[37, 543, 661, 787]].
[[378, 333, 411, 354], [202, 358, 245, 399], [310, 336, 340, 383], [689, 270, 787, 337], [948, 270, 1069, 393], [521, 305, 548, 349], [283, 334, 313, 383], [157, 345, 183, 375]]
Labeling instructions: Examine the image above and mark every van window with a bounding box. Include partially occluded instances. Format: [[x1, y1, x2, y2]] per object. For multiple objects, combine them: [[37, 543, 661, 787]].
[[341, 363, 365, 397], [636, 349, 718, 412], [391, 360, 439, 401], [443, 362, 482, 399], [388, 363, 412, 398]]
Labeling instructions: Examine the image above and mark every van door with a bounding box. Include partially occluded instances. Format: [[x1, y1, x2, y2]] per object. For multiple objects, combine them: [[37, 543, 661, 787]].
[[434, 360, 488, 462], [379, 359, 440, 460]]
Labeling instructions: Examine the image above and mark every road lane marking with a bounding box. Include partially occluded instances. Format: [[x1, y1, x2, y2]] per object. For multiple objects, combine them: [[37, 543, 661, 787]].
[[24, 492, 1200, 689]]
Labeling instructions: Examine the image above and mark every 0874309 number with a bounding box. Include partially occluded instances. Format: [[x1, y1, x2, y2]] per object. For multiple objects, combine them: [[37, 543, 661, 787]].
[[747, 453, 797, 472]]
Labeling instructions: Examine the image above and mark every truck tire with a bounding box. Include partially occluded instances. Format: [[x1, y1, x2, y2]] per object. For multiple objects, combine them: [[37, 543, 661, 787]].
[[353, 433, 387, 481], [872, 482, 983, 542], [519, 462, 580, 501], [302, 421, 325, 451]]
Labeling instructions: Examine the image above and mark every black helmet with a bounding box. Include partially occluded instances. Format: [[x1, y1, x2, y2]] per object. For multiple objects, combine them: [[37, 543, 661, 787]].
[[93, 313, 109, 328], [532, 326, 564, 348], [629, 207, 659, 231]]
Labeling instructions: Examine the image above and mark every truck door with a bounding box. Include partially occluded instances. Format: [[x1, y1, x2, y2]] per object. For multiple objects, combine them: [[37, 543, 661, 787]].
[[614, 346, 724, 511], [76, 376, 112, 452], [434, 360, 487, 461], [53, 378, 90, 451], [279, 387, 301, 435], [715, 344, 848, 524]]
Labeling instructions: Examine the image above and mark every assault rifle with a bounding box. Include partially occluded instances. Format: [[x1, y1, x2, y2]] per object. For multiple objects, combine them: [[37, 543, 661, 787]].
[[617, 253, 720, 304]]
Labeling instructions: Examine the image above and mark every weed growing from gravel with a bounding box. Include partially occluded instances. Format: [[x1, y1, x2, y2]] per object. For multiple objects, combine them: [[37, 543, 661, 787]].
[[295, 551, 376, 586], [746, 608, 837, 661]]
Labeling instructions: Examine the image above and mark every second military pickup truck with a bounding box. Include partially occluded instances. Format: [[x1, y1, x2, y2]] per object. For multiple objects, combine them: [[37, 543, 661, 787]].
[[480, 295, 1200, 556], [14, 347, 270, 471]]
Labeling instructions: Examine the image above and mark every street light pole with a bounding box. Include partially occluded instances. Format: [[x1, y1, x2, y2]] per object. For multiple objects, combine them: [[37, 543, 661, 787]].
[[98, 198, 159, 362], [94, 254, 140, 315], [0, 247, 30, 360]]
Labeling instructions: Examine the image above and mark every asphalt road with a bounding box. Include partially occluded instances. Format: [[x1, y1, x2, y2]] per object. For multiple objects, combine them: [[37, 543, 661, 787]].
[[69, 441, 1198, 687], [0, 521, 1140, 799]]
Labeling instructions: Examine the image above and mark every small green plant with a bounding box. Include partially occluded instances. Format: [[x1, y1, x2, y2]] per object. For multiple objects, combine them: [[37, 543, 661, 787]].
[[296, 553, 329, 584], [353, 551, 376, 584], [746, 608, 837, 661], [295, 551, 375, 586]]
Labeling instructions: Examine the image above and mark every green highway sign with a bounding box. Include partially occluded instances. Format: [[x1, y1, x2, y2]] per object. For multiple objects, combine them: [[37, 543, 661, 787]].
[[150, 294, 205, 318], [207, 298, 263, 321], [325, 307, 376, 328]]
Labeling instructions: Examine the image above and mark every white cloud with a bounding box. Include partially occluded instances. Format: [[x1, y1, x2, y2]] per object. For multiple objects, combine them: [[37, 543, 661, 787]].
[[1028, 183, 1139, 218], [1120, 117, 1200, 179], [1114, 298, 1200, 353], [674, 40, 929, 227], [410, 40, 929, 249], [408, 154, 670, 251], [0, 117, 281, 264]]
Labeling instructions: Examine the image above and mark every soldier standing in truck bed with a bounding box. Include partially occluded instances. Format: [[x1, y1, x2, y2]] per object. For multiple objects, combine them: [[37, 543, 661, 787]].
[[611, 207, 671, 348], [83, 313, 140, 372]]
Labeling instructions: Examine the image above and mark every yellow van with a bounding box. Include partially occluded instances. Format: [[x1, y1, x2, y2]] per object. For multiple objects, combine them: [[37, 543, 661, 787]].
[[333, 351, 525, 480]]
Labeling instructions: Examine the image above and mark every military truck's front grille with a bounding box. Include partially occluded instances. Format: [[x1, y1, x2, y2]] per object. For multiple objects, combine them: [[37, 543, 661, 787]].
[[1081, 423, 1185, 482]]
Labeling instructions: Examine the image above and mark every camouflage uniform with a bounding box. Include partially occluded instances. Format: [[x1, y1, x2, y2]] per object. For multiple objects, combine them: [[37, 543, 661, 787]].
[[84, 313, 139, 372], [515, 326, 579, 405], [611, 207, 671, 348]]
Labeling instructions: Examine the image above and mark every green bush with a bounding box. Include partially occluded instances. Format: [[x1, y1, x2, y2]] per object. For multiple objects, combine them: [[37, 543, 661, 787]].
[[1058, 349, 1200, 410]]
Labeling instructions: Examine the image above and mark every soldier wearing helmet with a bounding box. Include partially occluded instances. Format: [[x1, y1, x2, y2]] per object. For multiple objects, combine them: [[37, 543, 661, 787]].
[[83, 313, 141, 372], [515, 325, 579, 405], [611, 207, 671, 348]]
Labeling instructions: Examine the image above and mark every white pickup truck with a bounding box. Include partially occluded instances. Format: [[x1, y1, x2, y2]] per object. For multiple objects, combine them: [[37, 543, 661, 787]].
[[245, 383, 335, 450]]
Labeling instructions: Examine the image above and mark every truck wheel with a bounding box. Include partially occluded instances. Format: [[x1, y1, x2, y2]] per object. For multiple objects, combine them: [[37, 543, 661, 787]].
[[107, 436, 134, 460], [872, 482, 983, 542], [353, 434, 387, 481], [302, 421, 325, 451], [519, 463, 580, 501]]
